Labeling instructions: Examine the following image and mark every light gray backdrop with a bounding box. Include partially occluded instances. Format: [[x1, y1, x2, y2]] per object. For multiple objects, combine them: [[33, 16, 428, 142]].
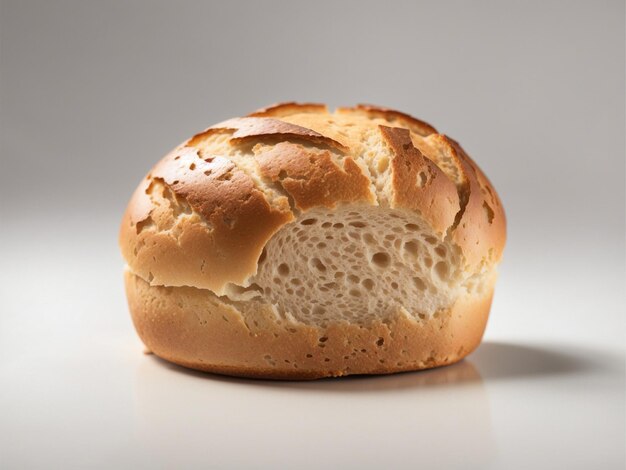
[[1, 1, 624, 469]]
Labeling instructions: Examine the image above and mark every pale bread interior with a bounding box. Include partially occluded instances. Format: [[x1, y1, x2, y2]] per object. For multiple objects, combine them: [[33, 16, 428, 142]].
[[225, 205, 493, 326]]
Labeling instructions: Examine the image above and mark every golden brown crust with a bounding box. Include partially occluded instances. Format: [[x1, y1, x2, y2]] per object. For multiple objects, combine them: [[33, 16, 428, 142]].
[[380, 125, 460, 235], [253, 142, 375, 210], [248, 102, 328, 117], [192, 116, 348, 153], [338, 104, 438, 136], [446, 137, 507, 266], [405, 133, 506, 268], [125, 271, 494, 380], [119, 146, 294, 294]]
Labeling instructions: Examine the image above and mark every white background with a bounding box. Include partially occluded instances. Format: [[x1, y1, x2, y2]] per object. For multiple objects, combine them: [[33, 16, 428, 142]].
[[1, 1, 624, 468]]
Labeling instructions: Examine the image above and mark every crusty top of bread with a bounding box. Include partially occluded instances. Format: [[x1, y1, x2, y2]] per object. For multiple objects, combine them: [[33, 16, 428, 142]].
[[119, 103, 506, 296]]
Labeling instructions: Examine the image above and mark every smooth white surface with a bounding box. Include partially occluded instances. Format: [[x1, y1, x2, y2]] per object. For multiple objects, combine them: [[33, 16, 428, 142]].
[[0, 215, 624, 469]]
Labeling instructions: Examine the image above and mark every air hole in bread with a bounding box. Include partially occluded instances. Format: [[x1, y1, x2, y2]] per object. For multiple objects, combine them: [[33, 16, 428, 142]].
[[310, 258, 326, 272], [435, 262, 449, 280], [413, 277, 426, 291], [349, 221, 366, 228], [277, 263, 290, 276], [403, 241, 419, 257], [371, 252, 390, 268], [424, 236, 437, 245], [364, 233, 375, 245], [312, 306, 326, 316], [301, 218, 317, 225]]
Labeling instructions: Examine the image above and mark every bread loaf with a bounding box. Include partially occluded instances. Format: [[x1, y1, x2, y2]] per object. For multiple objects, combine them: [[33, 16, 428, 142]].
[[119, 103, 506, 379]]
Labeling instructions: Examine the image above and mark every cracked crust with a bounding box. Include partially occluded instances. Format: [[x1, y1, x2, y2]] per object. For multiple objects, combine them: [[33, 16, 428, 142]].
[[193, 116, 348, 152], [119, 102, 506, 379], [248, 102, 329, 118], [338, 104, 438, 136], [380, 125, 460, 235], [446, 137, 507, 267], [253, 142, 375, 211], [125, 270, 494, 380], [119, 146, 294, 294]]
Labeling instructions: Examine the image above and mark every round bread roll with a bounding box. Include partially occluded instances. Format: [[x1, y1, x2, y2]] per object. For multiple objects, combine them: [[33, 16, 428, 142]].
[[119, 103, 506, 379]]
